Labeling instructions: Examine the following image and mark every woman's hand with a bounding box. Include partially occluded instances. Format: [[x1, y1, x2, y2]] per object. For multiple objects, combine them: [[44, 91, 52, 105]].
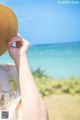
[[7, 34, 30, 62]]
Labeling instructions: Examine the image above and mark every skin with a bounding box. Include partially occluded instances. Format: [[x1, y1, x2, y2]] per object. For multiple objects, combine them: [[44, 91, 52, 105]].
[[7, 35, 48, 120]]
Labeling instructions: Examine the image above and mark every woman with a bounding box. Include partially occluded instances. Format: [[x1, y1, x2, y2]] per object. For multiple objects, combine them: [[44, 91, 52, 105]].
[[7, 34, 48, 120]]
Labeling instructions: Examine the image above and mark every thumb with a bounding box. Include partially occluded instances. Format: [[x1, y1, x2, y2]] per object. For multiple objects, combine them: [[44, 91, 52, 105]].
[[7, 42, 12, 50]]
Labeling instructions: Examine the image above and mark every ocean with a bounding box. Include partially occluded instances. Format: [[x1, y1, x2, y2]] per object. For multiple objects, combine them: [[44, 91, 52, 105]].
[[0, 42, 80, 78]]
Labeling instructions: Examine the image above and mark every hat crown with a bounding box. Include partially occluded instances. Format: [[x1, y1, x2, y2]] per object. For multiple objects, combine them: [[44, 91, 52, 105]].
[[0, 4, 18, 55]]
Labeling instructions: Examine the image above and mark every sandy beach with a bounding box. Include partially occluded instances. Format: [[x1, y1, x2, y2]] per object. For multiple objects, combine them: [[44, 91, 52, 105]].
[[44, 95, 80, 120]]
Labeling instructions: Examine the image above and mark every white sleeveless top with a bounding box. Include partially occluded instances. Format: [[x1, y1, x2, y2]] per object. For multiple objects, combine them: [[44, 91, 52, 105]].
[[0, 64, 23, 120]]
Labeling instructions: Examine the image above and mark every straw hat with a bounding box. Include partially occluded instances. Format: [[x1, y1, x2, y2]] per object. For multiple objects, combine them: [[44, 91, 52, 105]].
[[0, 4, 18, 55]]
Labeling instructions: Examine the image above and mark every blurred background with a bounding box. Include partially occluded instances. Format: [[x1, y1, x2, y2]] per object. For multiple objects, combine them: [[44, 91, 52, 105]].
[[0, 0, 80, 120]]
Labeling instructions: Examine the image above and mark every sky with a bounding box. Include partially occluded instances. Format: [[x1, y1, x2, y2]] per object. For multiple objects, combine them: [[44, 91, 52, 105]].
[[0, 0, 80, 45]]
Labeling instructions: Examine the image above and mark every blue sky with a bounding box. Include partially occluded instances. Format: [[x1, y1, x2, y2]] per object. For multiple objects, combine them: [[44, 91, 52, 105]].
[[0, 0, 80, 44]]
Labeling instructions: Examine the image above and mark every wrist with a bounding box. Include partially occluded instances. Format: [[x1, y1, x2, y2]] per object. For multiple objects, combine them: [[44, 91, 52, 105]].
[[14, 53, 27, 64]]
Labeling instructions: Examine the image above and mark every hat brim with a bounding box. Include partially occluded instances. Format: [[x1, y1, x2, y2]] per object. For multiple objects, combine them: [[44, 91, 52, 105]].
[[0, 4, 18, 55]]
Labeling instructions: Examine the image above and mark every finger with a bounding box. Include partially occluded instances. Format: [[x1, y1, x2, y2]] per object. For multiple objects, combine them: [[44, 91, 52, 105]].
[[11, 34, 30, 46], [7, 40, 20, 49], [16, 41, 23, 48], [10, 35, 22, 42], [9, 39, 21, 44], [22, 38, 30, 47], [17, 33, 22, 38], [13, 34, 22, 39], [10, 35, 30, 49]]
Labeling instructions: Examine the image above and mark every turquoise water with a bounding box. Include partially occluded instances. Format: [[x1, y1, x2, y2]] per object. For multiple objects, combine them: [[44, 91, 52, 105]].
[[0, 42, 80, 78]]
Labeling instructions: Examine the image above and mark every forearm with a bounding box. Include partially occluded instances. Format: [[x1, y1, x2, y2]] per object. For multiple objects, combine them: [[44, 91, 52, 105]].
[[14, 54, 48, 120]]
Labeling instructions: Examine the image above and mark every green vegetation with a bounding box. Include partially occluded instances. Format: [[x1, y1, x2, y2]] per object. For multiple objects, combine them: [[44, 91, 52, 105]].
[[9, 79, 17, 91], [32, 68, 46, 78], [32, 69, 80, 120], [32, 69, 80, 97]]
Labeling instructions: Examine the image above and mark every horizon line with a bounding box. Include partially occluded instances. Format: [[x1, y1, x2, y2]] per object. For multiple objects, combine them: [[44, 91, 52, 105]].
[[31, 41, 80, 46]]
